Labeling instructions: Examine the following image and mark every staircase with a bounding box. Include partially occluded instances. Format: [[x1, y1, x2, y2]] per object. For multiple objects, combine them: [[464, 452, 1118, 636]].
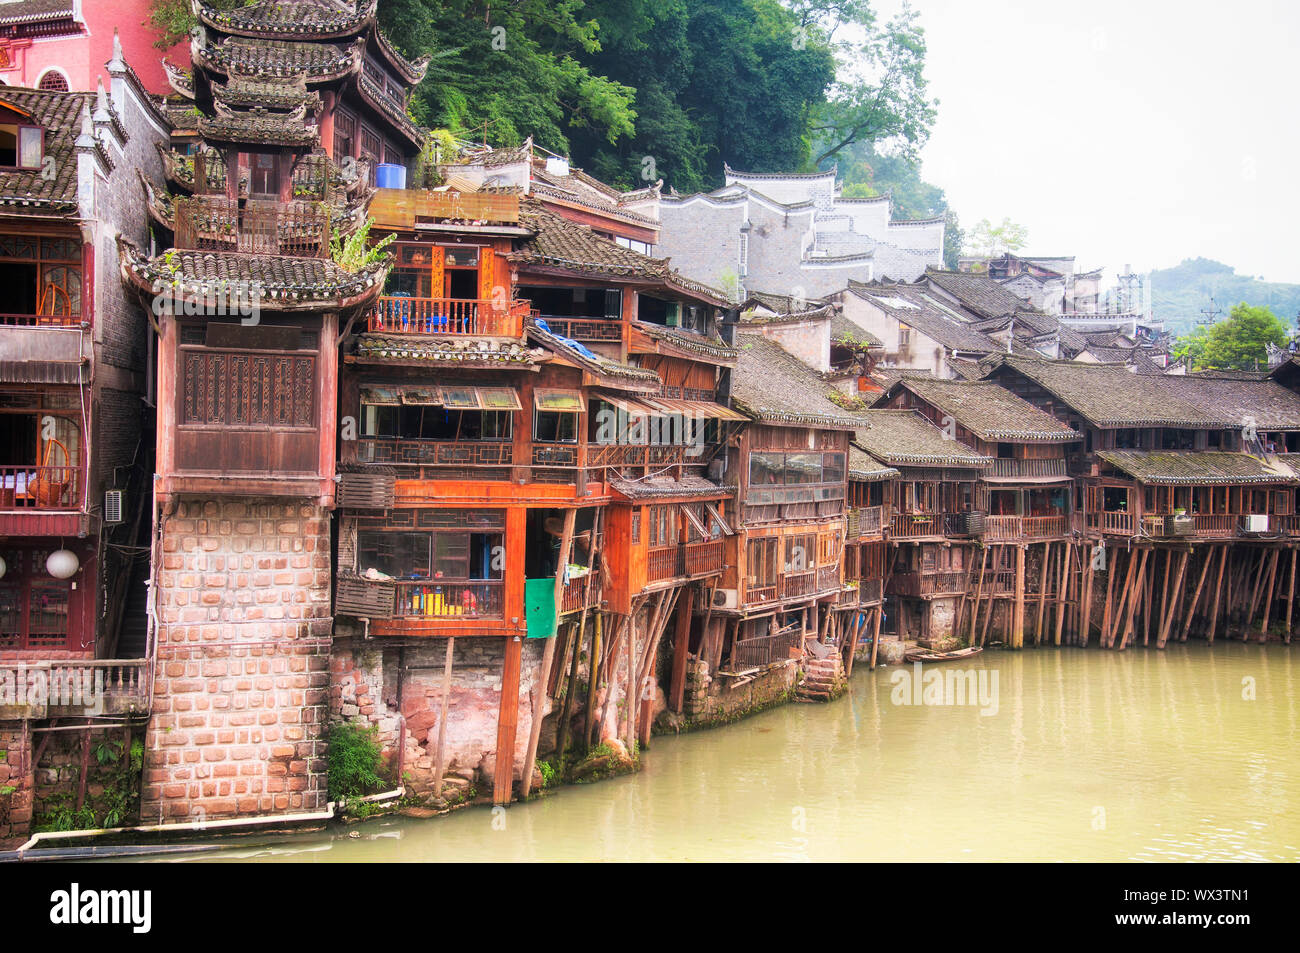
[[795, 654, 845, 702], [116, 553, 151, 658]]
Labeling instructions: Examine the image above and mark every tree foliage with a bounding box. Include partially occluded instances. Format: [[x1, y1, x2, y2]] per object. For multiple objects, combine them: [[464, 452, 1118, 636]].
[[1150, 257, 1300, 335], [965, 217, 1029, 258], [1180, 302, 1290, 371]]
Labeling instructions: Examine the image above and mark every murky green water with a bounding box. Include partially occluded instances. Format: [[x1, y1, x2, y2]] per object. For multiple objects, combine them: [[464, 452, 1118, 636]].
[[162, 643, 1299, 862]]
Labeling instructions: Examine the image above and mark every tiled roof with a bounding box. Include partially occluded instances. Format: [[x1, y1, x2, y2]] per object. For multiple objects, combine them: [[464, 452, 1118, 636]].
[[853, 409, 991, 467], [848, 282, 1000, 353], [198, 35, 363, 81], [1163, 374, 1300, 430], [848, 446, 899, 482], [610, 475, 729, 500], [528, 321, 661, 389], [0, 88, 92, 216], [924, 269, 1036, 319], [213, 75, 317, 111], [355, 335, 536, 366], [0, 0, 74, 25], [831, 314, 881, 348], [1098, 450, 1299, 485], [984, 355, 1239, 429], [196, 0, 376, 38], [732, 334, 862, 429], [741, 290, 832, 320], [118, 240, 388, 309], [199, 104, 319, 147], [882, 377, 1079, 442], [633, 321, 738, 363]]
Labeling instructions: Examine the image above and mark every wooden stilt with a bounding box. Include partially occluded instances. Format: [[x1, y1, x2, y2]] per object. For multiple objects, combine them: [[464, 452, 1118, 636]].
[[519, 508, 576, 800], [1034, 540, 1050, 646], [583, 611, 603, 751], [969, 546, 988, 644], [980, 546, 1000, 646], [1013, 544, 1026, 649], [1080, 543, 1096, 647], [1156, 550, 1189, 648], [493, 634, 523, 805], [1285, 548, 1296, 644], [1244, 548, 1269, 640], [1119, 548, 1149, 650], [1180, 547, 1214, 642], [1257, 549, 1280, 642], [1054, 541, 1072, 647], [1205, 546, 1227, 644], [1099, 545, 1118, 648], [1107, 547, 1135, 649], [553, 609, 587, 766]]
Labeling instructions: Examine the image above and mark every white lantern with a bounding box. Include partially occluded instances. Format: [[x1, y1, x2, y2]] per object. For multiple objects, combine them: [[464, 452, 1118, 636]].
[[0, 555, 6, 580], [46, 549, 79, 579]]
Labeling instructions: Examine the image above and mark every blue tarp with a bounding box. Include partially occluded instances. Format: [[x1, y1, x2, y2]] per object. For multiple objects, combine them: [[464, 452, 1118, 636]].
[[535, 317, 602, 362]]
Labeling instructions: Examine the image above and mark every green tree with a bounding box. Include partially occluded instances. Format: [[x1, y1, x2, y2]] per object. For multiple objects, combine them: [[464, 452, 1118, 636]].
[[965, 217, 1029, 258], [1171, 323, 1211, 370], [1196, 303, 1289, 370], [798, 2, 938, 167], [942, 208, 964, 270]]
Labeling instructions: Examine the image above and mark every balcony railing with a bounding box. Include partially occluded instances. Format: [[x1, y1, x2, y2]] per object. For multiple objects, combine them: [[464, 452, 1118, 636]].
[[1269, 514, 1300, 536], [817, 564, 840, 592], [535, 316, 623, 341], [561, 569, 601, 614], [0, 312, 82, 328], [0, 659, 150, 719], [393, 580, 504, 620], [890, 513, 944, 538], [729, 626, 802, 671], [890, 571, 967, 597], [588, 443, 691, 468], [685, 539, 725, 576], [355, 438, 513, 468], [368, 296, 530, 337], [173, 196, 331, 257], [782, 569, 818, 599], [0, 464, 82, 509], [986, 458, 1068, 478], [983, 513, 1069, 540], [846, 505, 884, 538], [647, 545, 683, 583], [1091, 510, 1135, 535]]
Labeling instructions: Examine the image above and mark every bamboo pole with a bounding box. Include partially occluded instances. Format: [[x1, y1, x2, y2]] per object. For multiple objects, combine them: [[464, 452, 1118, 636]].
[[433, 636, 455, 797]]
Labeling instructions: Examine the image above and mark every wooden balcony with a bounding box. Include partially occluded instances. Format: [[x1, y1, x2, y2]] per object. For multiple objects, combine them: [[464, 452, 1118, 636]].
[[392, 580, 505, 620], [986, 458, 1068, 479], [728, 626, 802, 671], [1090, 510, 1135, 535], [587, 443, 691, 468], [560, 569, 601, 614], [846, 505, 884, 539], [890, 571, 967, 597], [370, 188, 520, 228], [782, 569, 818, 599], [890, 513, 944, 539], [173, 196, 331, 257], [355, 438, 513, 468], [0, 464, 82, 511], [535, 316, 623, 342], [0, 312, 82, 328], [368, 296, 530, 337], [685, 539, 725, 576], [647, 539, 726, 584], [983, 514, 1069, 540], [0, 659, 150, 719], [1270, 514, 1300, 537]]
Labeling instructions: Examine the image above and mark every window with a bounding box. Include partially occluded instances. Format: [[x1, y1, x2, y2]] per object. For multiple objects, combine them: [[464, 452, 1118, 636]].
[[357, 512, 505, 583], [248, 152, 280, 196], [0, 121, 42, 169], [648, 504, 677, 546], [0, 547, 74, 650], [37, 70, 69, 92], [333, 108, 356, 160], [784, 534, 815, 572]]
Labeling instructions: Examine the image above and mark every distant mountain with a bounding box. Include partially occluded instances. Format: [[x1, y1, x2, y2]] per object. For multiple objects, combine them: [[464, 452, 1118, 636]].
[[1151, 258, 1300, 334]]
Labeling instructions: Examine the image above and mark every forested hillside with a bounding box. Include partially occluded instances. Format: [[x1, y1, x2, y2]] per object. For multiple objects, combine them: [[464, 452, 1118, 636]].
[[1152, 258, 1300, 335]]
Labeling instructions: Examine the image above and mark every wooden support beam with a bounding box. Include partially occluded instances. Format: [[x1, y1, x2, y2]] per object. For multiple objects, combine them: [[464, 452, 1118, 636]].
[[1080, 544, 1096, 648], [1035, 540, 1051, 646], [1098, 544, 1118, 648], [1013, 544, 1026, 650], [1054, 542, 1072, 647], [969, 545, 988, 645], [869, 605, 884, 670], [845, 610, 864, 676], [1286, 548, 1297, 645], [1206, 546, 1228, 645], [553, 610, 586, 767], [1106, 547, 1135, 649], [1119, 548, 1149, 651], [1244, 548, 1269, 640], [1180, 548, 1214, 642], [519, 507, 576, 800], [1156, 550, 1188, 648], [980, 545, 1000, 646], [583, 611, 604, 752], [669, 590, 693, 713], [493, 634, 523, 805], [1257, 549, 1280, 643], [433, 636, 455, 797]]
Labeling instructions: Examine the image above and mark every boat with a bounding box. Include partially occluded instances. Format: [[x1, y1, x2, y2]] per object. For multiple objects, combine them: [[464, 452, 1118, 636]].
[[904, 645, 983, 663]]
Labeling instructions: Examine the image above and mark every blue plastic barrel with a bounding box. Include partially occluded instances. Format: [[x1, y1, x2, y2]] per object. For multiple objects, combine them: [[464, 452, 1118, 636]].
[[375, 163, 407, 189]]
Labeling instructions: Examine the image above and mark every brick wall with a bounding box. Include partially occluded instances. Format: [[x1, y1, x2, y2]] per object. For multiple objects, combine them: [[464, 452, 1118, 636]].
[[0, 724, 32, 843], [142, 498, 332, 823], [330, 635, 544, 796]]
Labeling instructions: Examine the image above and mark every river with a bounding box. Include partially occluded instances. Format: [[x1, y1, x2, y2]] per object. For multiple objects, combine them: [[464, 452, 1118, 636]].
[[155, 642, 1299, 862]]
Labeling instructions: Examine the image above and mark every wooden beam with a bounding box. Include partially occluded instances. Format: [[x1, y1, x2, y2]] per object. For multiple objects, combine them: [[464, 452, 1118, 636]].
[[1257, 548, 1280, 643], [869, 605, 883, 670], [969, 545, 988, 645], [1156, 550, 1188, 648], [583, 611, 604, 752], [1118, 548, 1149, 651], [1012, 544, 1026, 650], [1206, 546, 1228, 645], [493, 634, 523, 805], [553, 609, 587, 767], [1054, 541, 1072, 647], [519, 507, 576, 800], [1034, 540, 1051, 646], [1099, 544, 1118, 648], [1286, 548, 1297, 645], [1180, 548, 1214, 642], [433, 636, 454, 798], [1079, 544, 1096, 648]]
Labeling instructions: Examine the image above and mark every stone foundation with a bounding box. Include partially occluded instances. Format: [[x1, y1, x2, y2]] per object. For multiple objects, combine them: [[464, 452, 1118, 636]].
[[0, 724, 32, 844], [676, 656, 799, 728], [142, 498, 332, 824]]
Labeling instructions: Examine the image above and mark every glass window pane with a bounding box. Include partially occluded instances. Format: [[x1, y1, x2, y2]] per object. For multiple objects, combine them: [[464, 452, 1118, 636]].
[[18, 126, 41, 168]]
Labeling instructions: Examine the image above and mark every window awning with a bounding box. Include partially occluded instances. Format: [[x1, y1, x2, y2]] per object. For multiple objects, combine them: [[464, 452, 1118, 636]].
[[478, 387, 522, 411], [362, 385, 522, 410], [594, 391, 659, 417], [400, 387, 441, 406], [678, 503, 709, 538], [641, 397, 748, 421], [704, 501, 734, 536], [360, 386, 401, 406], [534, 388, 586, 412]]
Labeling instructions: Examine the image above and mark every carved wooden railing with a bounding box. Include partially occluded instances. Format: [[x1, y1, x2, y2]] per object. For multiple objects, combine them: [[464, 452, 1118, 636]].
[[355, 439, 513, 468], [984, 514, 1069, 540], [0, 659, 149, 719], [890, 513, 943, 538], [173, 196, 331, 257], [536, 316, 623, 341], [729, 627, 802, 671], [684, 539, 724, 576], [846, 505, 884, 539], [0, 464, 82, 509], [368, 296, 529, 336]]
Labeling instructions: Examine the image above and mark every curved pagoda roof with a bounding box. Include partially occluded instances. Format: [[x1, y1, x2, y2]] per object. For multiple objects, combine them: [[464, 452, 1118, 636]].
[[194, 0, 379, 40]]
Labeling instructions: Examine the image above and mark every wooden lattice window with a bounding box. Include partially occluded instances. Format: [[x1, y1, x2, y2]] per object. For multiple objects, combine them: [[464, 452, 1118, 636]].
[[0, 547, 73, 650], [180, 351, 316, 427]]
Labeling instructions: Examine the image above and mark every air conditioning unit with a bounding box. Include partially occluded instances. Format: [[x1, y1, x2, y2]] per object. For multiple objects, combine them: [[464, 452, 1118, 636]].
[[104, 489, 124, 525], [711, 588, 739, 610], [1243, 514, 1269, 533]]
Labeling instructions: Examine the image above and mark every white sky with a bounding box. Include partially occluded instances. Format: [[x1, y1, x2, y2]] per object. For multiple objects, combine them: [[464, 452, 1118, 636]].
[[881, 0, 1300, 283]]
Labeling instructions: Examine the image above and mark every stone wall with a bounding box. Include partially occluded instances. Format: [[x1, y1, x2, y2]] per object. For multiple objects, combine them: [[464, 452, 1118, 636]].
[[680, 657, 798, 727], [330, 635, 544, 797], [0, 724, 32, 843], [142, 498, 332, 823]]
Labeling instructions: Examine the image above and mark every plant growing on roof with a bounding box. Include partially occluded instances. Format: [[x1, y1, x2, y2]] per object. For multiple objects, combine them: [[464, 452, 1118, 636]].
[[330, 217, 395, 273]]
